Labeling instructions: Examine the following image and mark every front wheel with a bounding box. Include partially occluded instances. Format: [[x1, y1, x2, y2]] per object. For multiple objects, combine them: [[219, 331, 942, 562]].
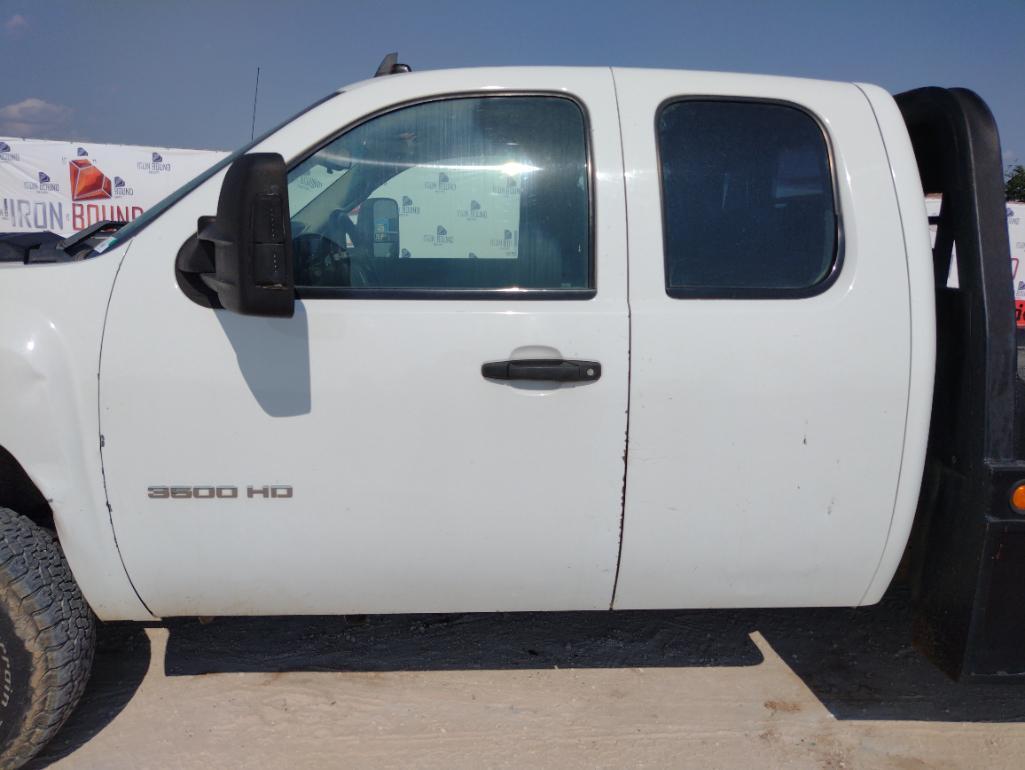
[[0, 508, 95, 769]]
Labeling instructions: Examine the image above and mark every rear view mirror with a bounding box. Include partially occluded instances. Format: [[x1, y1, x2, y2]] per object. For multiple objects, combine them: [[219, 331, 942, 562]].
[[176, 153, 295, 317], [357, 197, 400, 258]]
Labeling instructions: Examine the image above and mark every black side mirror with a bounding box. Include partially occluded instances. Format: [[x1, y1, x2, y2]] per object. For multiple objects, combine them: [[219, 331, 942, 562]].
[[176, 153, 295, 317]]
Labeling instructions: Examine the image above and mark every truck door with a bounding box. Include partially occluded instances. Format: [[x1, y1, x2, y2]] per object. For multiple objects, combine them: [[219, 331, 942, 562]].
[[99, 70, 628, 616], [611, 69, 921, 608]]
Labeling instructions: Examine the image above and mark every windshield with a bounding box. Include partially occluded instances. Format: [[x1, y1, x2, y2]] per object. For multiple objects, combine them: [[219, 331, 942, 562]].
[[94, 91, 341, 254]]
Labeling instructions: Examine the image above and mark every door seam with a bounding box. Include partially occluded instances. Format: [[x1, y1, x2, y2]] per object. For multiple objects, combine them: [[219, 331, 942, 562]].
[[97, 240, 157, 618], [609, 66, 633, 610]]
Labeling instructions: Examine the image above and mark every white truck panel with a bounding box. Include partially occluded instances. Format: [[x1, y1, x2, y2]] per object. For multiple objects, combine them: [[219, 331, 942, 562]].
[[854, 83, 936, 604], [99, 68, 630, 617], [611, 68, 919, 608], [0, 250, 151, 619]]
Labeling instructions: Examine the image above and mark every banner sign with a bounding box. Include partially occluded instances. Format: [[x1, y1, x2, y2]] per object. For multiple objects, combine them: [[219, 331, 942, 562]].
[[927, 197, 1025, 327], [0, 137, 227, 236]]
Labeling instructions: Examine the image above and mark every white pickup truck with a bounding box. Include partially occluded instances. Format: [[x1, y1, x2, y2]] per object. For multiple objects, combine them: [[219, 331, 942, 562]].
[[0, 56, 1020, 766]]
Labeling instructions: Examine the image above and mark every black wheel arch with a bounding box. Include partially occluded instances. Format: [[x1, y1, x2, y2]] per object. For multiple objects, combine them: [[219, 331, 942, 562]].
[[0, 444, 54, 532]]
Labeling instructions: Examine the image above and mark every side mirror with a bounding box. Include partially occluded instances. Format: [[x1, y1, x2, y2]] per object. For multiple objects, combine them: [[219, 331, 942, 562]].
[[176, 153, 295, 317]]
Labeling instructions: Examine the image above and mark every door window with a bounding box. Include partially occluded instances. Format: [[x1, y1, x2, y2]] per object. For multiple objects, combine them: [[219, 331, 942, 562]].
[[287, 96, 592, 297], [658, 99, 839, 298]]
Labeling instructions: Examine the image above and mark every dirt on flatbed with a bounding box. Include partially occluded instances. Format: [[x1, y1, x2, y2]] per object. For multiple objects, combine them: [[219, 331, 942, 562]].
[[26, 587, 1025, 769]]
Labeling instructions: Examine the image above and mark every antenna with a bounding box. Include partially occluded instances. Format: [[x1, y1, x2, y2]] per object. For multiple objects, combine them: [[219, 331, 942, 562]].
[[250, 66, 261, 141], [374, 52, 412, 77]]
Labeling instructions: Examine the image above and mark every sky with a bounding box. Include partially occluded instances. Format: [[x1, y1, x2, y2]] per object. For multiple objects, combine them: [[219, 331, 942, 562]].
[[0, 0, 1022, 169]]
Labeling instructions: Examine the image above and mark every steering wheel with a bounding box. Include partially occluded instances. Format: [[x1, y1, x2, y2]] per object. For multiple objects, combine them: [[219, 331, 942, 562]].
[[293, 232, 345, 287], [292, 232, 378, 288], [328, 209, 360, 249]]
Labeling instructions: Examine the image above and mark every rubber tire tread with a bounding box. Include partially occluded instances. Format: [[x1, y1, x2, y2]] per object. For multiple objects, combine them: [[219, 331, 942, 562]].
[[0, 507, 95, 769]]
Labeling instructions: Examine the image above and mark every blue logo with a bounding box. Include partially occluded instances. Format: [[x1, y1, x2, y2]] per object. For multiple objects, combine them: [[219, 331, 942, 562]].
[[0, 141, 19, 161], [0, 142, 10, 152], [137, 152, 171, 173], [112, 175, 134, 196], [400, 248, 411, 258], [492, 175, 519, 195], [491, 228, 517, 251], [400, 195, 419, 215], [424, 171, 456, 191], [468, 252, 478, 259], [76, 147, 88, 156], [1010, 207, 1016, 218], [24, 170, 60, 192], [457, 199, 487, 219], [424, 224, 454, 245]]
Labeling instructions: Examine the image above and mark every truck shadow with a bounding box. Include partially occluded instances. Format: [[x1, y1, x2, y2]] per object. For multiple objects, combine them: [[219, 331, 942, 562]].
[[158, 584, 1025, 722], [25, 584, 1025, 767], [26, 623, 151, 769], [215, 301, 311, 418]]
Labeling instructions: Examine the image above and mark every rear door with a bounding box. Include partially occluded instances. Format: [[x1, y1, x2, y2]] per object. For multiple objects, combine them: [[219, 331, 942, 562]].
[[100, 69, 629, 616], [612, 69, 915, 608]]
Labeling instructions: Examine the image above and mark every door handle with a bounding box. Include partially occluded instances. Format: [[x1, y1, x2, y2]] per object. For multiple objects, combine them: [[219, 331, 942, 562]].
[[481, 359, 602, 382]]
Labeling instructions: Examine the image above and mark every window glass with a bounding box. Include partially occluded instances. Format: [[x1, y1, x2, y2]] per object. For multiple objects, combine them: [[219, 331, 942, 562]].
[[658, 100, 838, 296], [287, 96, 590, 294]]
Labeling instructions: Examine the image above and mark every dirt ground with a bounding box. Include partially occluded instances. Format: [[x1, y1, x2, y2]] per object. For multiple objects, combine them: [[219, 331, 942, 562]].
[[24, 586, 1025, 769]]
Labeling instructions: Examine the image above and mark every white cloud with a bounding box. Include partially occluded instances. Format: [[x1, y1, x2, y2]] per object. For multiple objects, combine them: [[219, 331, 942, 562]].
[[3, 14, 28, 34], [0, 98, 73, 139]]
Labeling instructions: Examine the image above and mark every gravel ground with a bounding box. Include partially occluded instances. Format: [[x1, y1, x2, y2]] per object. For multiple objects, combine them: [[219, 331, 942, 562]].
[[24, 586, 1025, 769]]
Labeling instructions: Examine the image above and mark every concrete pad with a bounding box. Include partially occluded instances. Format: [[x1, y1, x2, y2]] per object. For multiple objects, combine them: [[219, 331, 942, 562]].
[[27, 588, 1025, 769]]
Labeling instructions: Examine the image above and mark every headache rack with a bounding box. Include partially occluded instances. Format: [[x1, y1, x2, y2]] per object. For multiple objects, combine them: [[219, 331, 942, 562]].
[[897, 86, 1025, 680]]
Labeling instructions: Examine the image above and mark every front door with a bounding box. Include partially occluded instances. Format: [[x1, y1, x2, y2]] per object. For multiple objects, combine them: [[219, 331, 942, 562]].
[[100, 70, 629, 616]]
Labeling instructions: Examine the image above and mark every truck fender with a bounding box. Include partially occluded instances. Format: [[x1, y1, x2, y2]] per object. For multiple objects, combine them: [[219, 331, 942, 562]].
[[0, 247, 152, 620]]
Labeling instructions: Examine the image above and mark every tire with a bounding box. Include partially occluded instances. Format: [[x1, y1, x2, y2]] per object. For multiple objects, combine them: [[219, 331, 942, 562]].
[[0, 508, 95, 769]]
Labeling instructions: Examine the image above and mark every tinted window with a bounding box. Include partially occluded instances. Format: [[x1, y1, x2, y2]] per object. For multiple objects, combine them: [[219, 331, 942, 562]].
[[287, 96, 591, 296], [658, 100, 838, 297]]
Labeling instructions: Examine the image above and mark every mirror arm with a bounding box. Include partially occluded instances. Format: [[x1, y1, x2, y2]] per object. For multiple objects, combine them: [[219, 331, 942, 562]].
[[177, 216, 217, 275], [175, 229, 221, 309]]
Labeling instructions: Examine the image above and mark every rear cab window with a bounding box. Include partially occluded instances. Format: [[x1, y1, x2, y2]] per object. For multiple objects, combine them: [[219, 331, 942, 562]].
[[657, 99, 840, 298]]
